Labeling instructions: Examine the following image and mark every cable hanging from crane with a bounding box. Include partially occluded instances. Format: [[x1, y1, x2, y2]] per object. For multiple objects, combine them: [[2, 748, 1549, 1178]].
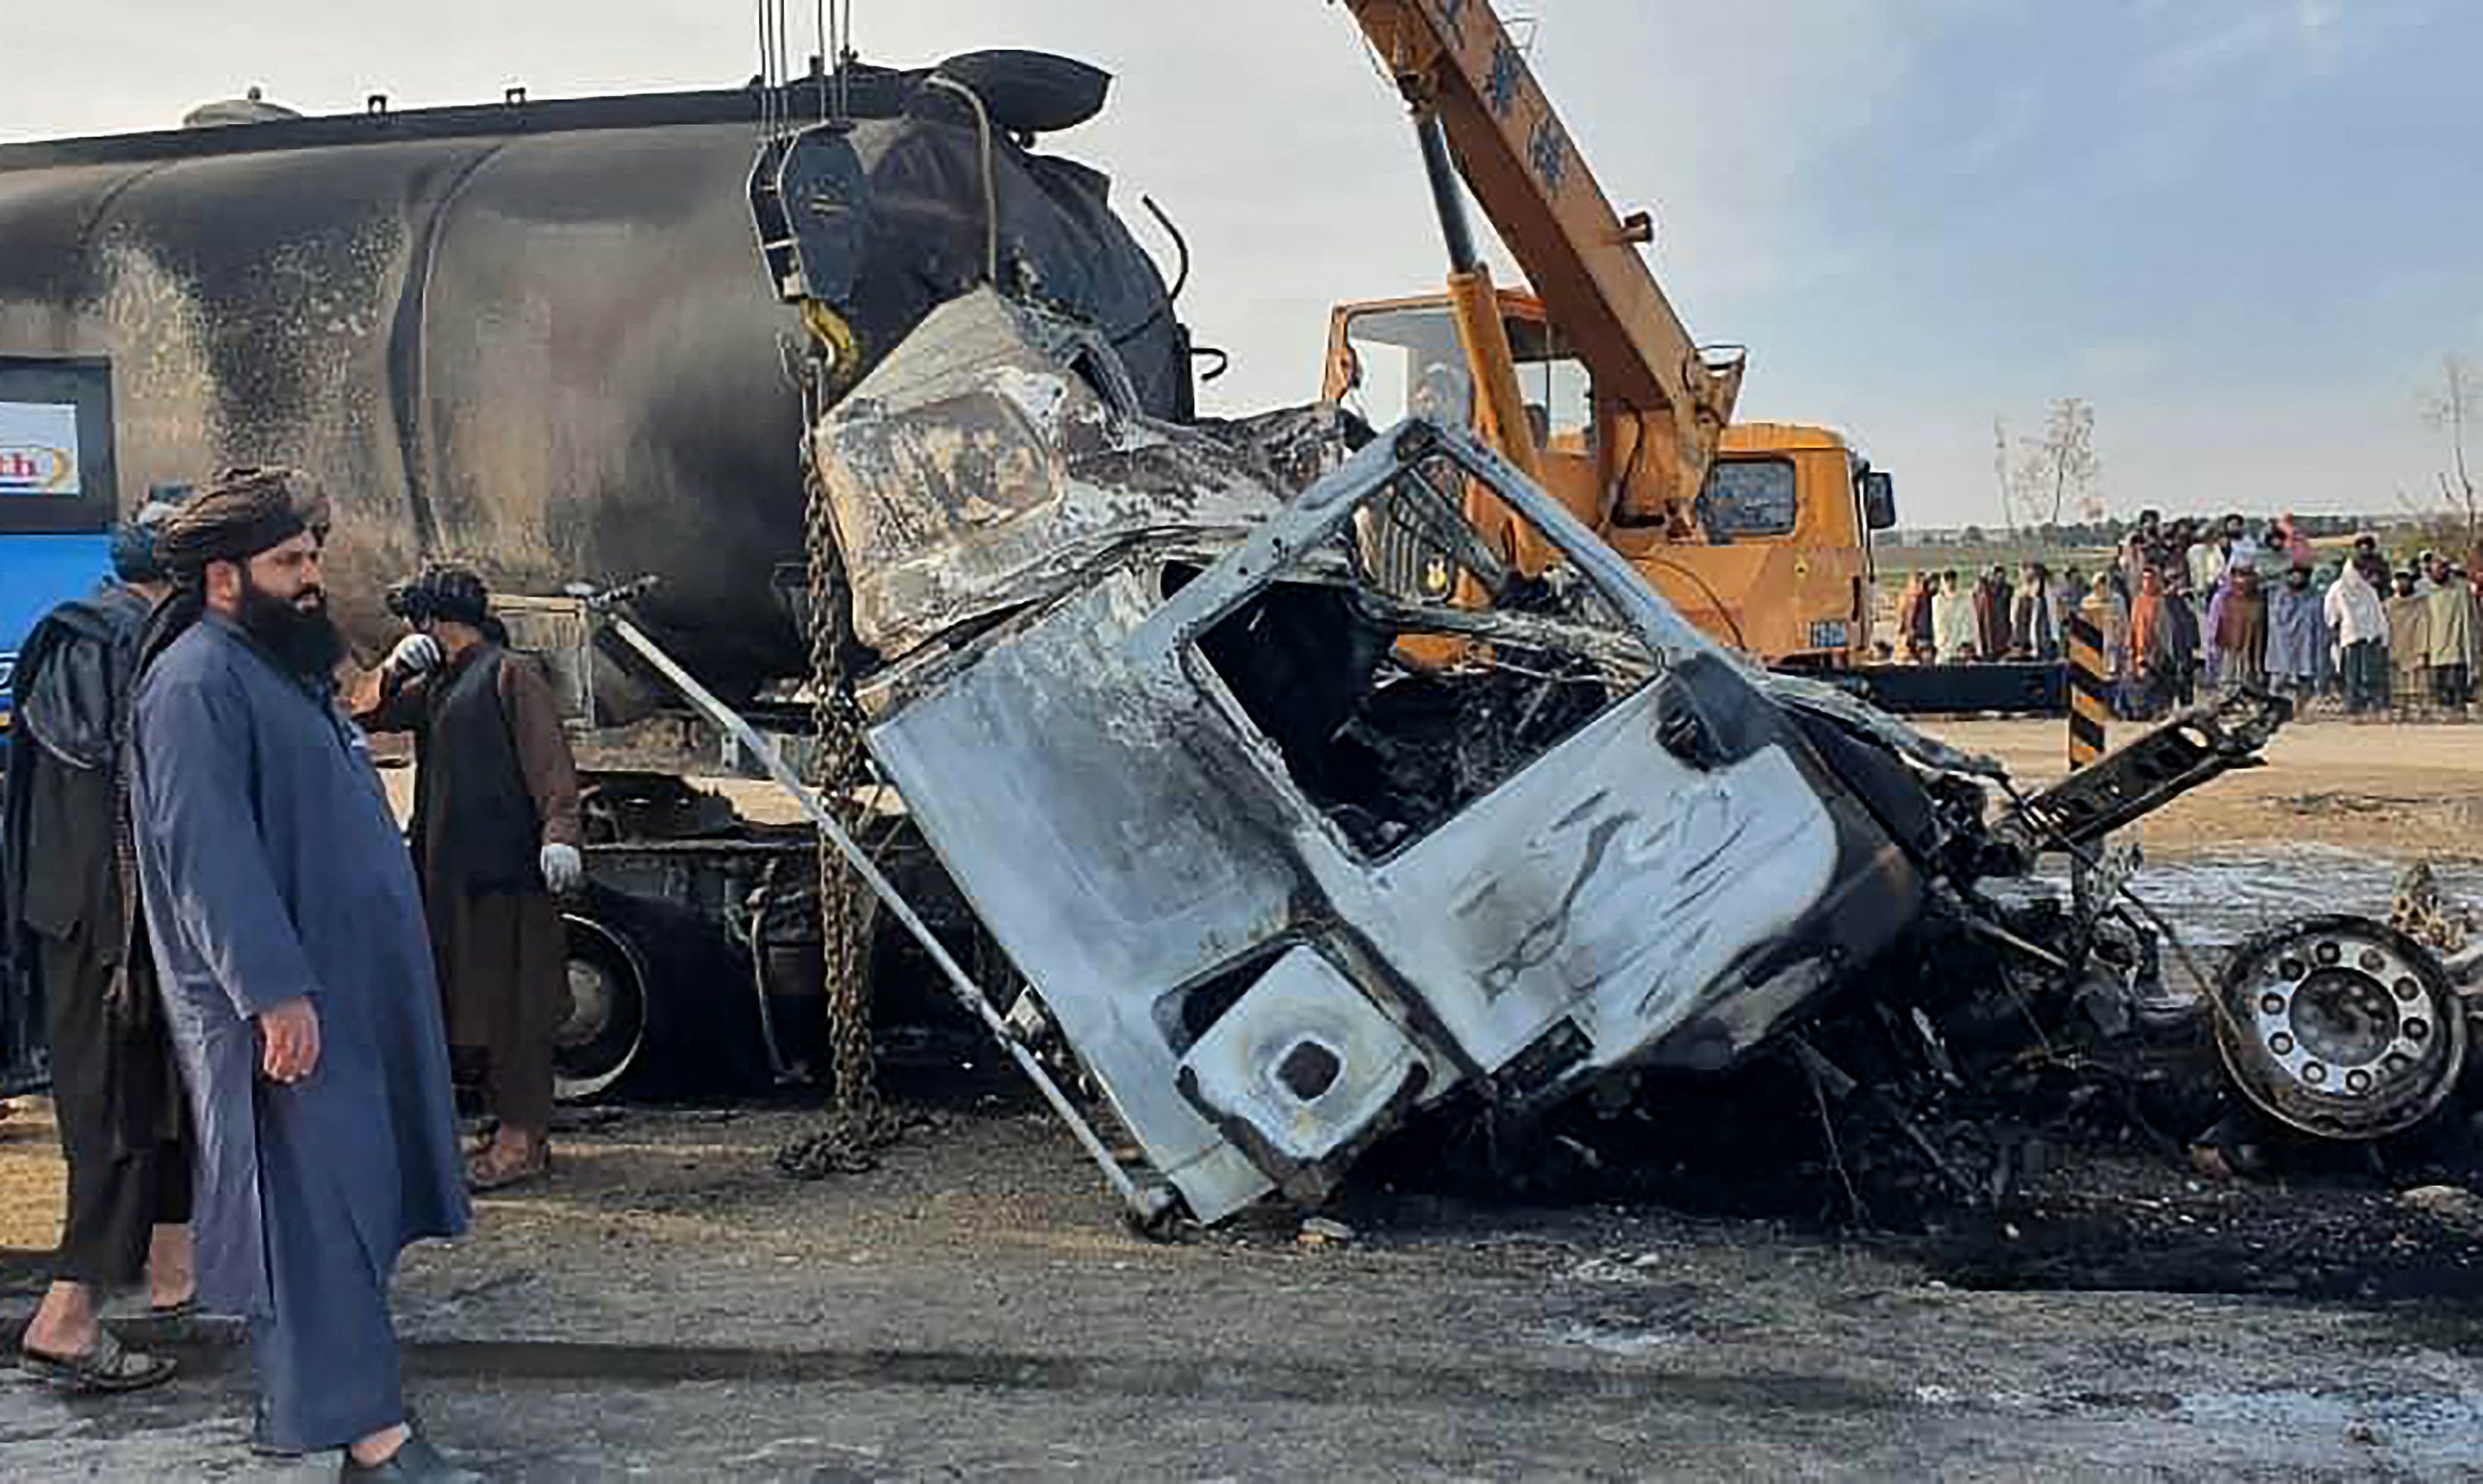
[[838, 0, 857, 119], [754, 0, 796, 143], [814, 0, 828, 125], [756, 0, 856, 138], [815, 0, 858, 123]]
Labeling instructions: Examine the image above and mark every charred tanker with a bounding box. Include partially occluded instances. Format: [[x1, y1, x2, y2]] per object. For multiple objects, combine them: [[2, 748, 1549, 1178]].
[[0, 54, 1191, 716]]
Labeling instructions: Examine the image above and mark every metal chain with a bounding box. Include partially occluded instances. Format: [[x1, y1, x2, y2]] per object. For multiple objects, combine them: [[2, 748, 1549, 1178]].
[[776, 406, 905, 1179]]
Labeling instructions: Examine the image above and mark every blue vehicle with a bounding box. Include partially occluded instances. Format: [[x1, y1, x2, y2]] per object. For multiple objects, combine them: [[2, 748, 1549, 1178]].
[[0, 355, 116, 728], [1, 354, 115, 1092]]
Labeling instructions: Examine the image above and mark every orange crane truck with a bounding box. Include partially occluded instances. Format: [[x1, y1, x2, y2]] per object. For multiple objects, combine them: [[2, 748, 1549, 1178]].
[[1332, 1, 2059, 713]]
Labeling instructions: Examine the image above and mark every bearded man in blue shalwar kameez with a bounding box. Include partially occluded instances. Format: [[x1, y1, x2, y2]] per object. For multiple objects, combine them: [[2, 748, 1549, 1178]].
[[128, 468, 473, 1482]]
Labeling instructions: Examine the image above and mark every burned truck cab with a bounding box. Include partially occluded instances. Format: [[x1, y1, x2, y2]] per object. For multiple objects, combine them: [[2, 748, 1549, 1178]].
[[813, 288, 1923, 1223]]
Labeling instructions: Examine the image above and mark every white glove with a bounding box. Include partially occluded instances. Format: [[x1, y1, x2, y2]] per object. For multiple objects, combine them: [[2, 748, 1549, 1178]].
[[539, 843, 585, 896], [384, 632, 444, 681]]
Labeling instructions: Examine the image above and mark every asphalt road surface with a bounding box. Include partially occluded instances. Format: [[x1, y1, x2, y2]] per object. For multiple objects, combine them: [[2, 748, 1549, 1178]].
[[7, 1106, 2482, 1481]]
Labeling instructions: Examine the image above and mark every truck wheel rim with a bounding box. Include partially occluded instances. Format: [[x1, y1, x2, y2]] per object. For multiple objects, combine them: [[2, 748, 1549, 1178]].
[[555, 915, 647, 1102], [2214, 915, 2466, 1141]]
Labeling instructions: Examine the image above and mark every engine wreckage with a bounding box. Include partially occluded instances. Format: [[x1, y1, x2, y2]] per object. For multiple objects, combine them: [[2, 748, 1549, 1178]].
[[612, 281, 2470, 1232]]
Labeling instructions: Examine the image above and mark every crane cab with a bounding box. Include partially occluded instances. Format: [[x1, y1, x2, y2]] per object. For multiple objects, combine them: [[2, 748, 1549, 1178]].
[[1321, 292, 1895, 666]]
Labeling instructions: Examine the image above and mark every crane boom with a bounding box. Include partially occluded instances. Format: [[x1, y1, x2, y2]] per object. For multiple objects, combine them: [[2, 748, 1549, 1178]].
[[1342, 0, 1744, 526]]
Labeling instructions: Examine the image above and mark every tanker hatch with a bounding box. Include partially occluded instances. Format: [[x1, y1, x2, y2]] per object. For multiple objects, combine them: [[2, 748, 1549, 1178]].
[[182, 86, 301, 128]]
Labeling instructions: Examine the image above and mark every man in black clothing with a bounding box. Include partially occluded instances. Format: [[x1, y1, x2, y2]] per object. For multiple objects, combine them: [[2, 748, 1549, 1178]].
[[354, 567, 584, 1193], [4, 494, 194, 1392]]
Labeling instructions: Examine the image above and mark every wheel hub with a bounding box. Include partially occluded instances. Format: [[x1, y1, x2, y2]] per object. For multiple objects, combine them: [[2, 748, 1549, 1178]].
[[559, 961, 616, 1049], [2216, 916, 2465, 1140]]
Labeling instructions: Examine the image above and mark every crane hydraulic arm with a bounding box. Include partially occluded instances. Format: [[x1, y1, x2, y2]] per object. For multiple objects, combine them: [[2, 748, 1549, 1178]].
[[1342, 0, 1745, 535]]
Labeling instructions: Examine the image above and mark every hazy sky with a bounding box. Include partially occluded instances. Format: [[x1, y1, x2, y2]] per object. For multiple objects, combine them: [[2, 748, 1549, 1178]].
[[7, 0, 2477, 526]]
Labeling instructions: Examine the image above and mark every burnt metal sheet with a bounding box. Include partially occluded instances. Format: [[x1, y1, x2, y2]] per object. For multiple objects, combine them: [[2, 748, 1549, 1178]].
[[1176, 946, 1431, 1178], [863, 567, 1315, 1216], [1303, 694, 1842, 1078], [1996, 689, 2292, 853], [812, 287, 1288, 660], [859, 406, 1906, 1222]]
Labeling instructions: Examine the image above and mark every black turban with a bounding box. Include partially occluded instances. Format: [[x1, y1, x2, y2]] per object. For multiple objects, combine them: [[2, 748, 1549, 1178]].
[[387, 564, 491, 627], [154, 466, 332, 581]]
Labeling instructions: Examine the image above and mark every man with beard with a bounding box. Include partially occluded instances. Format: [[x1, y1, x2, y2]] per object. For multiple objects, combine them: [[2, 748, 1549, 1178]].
[[6, 494, 195, 1393], [353, 565, 583, 1192], [128, 469, 472, 1480]]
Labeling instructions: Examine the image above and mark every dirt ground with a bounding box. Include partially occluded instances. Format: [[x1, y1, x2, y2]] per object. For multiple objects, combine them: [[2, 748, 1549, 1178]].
[[1928, 715, 2483, 863], [3, 710, 2478, 1478]]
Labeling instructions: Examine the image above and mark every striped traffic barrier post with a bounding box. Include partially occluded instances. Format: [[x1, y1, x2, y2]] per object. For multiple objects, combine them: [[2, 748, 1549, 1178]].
[[2064, 613, 2109, 769], [2063, 610, 2111, 916]]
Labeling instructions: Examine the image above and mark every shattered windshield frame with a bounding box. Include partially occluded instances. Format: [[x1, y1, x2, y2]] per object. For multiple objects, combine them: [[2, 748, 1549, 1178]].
[[1168, 444, 1661, 862]]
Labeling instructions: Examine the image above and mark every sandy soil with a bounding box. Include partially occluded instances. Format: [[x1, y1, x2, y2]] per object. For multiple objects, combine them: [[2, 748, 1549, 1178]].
[[0, 1107, 61, 1256], [534, 709, 2483, 864], [1923, 714, 2482, 861]]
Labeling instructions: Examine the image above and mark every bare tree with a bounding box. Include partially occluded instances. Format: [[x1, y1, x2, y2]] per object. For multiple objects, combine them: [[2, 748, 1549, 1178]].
[[1991, 416, 2014, 535], [2418, 353, 2481, 550], [2006, 398, 2100, 536]]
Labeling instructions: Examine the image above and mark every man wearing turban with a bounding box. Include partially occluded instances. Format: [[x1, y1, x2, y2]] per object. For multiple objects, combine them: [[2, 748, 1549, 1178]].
[[355, 564, 584, 1193], [127, 468, 473, 1478]]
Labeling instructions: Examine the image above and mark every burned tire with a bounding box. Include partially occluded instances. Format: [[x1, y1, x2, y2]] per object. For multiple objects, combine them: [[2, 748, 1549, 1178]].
[[555, 915, 656, 1103], [2214, 915, 2467, 1141]]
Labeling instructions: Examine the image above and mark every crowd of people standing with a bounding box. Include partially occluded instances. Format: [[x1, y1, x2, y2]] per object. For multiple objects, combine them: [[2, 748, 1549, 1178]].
[[1891, 512, 2483, 722], [1902, 561, 2087, 666]]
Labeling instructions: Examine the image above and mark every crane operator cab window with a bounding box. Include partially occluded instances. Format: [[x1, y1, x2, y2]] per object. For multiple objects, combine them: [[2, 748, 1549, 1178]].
[[1335, 304, 1592, 447], [1509, 321, 1592, 451], [1338, 306, 1472, 433], [1333, 301, 1596, 602]]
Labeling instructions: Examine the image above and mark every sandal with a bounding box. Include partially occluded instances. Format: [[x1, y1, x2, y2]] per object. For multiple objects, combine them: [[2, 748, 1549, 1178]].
[[148, 1297, 198, 1321], [340, 1430, 481, 1482], [19, 1328, 177, 1393], [466, 1141, 551, 1193]]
